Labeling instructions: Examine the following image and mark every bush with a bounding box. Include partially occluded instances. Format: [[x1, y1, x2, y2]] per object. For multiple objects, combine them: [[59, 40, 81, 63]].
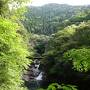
[[0, 18, 31, 90], [38, 83, 77, 90], [64, 48, 90, 72]]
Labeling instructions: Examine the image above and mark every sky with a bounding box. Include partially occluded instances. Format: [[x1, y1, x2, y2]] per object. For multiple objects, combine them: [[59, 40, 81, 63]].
[[30, 0, 90, 6]]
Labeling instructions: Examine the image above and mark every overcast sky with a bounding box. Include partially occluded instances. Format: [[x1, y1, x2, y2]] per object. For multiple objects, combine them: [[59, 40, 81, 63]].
[[30, 0, 90, 6]]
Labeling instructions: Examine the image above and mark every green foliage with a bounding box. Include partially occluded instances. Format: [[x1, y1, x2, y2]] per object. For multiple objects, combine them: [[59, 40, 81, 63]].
[[60, 84, 77, 90], [0, 0, 31, 16], [64, 48, 90, 72], [42, 21, 90, 89], [10, 6, 27, 21], [29, 34, 49, 56], [0, 0, 9, 16], [38, 83, 77, 90], [23, 4, 90, 35], [23, 4, 77, 35], [0, 18, 31, 90], [44, 22, 90, 58]]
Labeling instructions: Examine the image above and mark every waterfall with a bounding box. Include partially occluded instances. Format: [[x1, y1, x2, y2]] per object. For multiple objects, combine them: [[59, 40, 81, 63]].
[[23, 59, 43, 90], [35, 72, 43, 80]]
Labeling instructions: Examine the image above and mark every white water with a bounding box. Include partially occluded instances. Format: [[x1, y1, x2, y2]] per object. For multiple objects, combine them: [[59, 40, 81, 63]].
[[23, 59, 43, 90], [35, 72, 43, 80]]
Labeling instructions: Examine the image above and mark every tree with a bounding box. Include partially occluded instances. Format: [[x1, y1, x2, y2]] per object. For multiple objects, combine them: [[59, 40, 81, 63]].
[[64, 48, 90, 72], [42, 22, 90, 89], [0, 0, 31, 16], [0, 17, 32, 90]]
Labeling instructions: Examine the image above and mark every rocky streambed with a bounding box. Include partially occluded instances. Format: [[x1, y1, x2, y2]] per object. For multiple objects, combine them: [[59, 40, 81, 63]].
[[23, 59, 43, 90]]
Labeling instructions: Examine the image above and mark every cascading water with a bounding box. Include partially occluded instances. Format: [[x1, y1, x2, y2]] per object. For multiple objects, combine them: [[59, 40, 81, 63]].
[[35, 72, 43, 80], [23, 59, 43, 90]]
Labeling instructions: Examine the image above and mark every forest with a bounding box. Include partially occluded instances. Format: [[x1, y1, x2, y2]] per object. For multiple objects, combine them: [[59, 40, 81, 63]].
[[0, 0, 90, 90]]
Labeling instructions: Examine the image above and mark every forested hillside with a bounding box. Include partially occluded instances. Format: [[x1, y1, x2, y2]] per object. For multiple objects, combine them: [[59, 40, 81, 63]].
[[1, 1, 90, 90], [23, 3, 90, 90], [23, 4, 90, 35]]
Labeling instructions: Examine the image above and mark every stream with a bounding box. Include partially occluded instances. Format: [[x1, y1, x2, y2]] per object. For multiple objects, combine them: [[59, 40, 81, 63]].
[[23, 59, 43, 90]]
